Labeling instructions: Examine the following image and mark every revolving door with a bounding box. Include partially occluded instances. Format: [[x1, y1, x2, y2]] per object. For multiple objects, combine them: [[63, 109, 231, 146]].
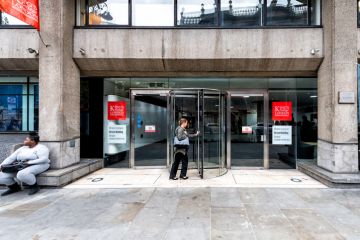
[[169, 89, 227, 179]]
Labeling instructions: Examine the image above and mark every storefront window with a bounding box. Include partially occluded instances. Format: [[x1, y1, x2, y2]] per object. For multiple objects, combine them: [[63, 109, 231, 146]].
[[80, 77, 317, 168], [103, 78, 130, 167], [0, 77, 38, 132]]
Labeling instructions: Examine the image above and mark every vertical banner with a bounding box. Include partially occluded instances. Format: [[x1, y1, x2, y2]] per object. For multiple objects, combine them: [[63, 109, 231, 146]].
[[108, 101, 126, 121], [0, 0, 40, 30], [272, 102, 292, 121]]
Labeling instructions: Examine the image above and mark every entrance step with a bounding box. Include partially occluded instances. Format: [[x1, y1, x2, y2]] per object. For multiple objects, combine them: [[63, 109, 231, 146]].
[[37, 159, 103, 187], [298, 160, 360, 188], [64, 168, 326, 188]]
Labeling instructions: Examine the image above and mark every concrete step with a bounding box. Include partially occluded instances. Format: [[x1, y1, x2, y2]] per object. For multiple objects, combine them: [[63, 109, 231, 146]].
[[37, 158, 103, 187], [298, 160, 360, 188]]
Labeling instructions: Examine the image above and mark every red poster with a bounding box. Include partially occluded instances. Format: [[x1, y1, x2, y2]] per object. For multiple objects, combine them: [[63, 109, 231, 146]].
[[108, 101, 126, 120], [0, 0, 40, 30], [272, 102, 292, 121]]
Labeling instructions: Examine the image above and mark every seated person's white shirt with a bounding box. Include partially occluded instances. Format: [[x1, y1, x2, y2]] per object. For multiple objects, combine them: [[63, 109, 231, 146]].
[[1, 144, 50, 166]]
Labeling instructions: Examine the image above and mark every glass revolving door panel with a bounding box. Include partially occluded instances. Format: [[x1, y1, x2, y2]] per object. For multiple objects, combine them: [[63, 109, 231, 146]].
[[169, 89, 227, 179]]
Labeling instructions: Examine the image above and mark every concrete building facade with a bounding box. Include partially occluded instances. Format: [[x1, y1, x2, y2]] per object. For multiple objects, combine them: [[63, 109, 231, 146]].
[[0, 0, 359, 186]]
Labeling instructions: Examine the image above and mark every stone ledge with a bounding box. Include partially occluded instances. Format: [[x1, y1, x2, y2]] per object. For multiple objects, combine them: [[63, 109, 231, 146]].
[[298, 160, 360, 188], [36, 158, 103, 187]]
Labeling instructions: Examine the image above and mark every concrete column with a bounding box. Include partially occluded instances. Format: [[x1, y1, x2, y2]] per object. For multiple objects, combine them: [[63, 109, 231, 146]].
[[317, 0, 358, 173], [39, 0, 80, 169]]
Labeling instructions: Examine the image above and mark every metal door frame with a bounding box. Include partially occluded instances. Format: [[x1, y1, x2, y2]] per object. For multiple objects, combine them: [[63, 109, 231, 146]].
[[130, 89, 170, 168], [227, 90, 269, 169]]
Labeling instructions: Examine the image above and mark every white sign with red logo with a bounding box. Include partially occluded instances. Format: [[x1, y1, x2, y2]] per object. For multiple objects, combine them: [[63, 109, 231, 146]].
[[242, 126, 252, 134], [145, 125, 156, 133]]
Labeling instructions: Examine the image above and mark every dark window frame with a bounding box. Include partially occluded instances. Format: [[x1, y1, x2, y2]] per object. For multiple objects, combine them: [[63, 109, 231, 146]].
[[79, 0, 322, 28]]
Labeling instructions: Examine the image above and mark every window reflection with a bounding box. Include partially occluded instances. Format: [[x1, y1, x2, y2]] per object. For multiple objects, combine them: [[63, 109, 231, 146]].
[[0, 79, 39, 132], [358, 0, 360, 26], [178, 0, 217, 26], [1, 13, 27, 25], [77, 0, 321, 27], [88, 0, 128, 25], [221, 0, 263, 27], [132, 0, 174, 26], [266, 0, 308, 26]]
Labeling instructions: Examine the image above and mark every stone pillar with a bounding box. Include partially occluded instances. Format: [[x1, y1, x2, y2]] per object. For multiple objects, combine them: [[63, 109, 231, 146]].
[[317, 0, 358, 173], [39, 0, 80, 169]]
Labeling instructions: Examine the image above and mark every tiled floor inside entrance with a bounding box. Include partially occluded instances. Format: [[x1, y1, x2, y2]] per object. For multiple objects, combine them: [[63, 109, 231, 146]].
[[66, 169, 326, 189]]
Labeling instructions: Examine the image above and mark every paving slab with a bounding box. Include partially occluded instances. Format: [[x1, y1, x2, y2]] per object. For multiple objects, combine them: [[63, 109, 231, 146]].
[[0, 187, 359, 240]]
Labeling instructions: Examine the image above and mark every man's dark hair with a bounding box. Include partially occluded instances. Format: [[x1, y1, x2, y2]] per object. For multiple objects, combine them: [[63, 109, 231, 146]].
[[29, 132, 40, 143]]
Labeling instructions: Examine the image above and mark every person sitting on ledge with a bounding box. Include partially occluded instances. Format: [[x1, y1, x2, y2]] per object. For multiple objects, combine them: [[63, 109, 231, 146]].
[[0, 132, 50, 196]]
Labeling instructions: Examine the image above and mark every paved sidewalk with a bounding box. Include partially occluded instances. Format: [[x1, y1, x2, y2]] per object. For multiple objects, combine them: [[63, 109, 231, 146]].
[[0, 186, 360, 240], [66, 169, 326, 189]]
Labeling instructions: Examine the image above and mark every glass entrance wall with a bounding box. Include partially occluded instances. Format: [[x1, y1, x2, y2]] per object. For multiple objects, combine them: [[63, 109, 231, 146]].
[[132, 91, 168, 167], [169, 90, 199, 171], [202, 90, 227, 178], [103, 78, 130, 167], [230, 94, 265, 167], [80, 77, 318, 170]]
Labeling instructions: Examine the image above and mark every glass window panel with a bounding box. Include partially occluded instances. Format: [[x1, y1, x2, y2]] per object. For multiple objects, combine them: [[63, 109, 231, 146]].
[[76, 0, 86, 26], [178, 0, 217, 26], [131, 78, 169, 88], [104, 78, 130, 97], [29, 77, 39, 83], [229, 78, 268, 89], [358, 1, 360, 26], [0, 77, 27, 83], [169, 78, 229, 89], [266, 0, 308, 26], [221, 0, 263, 27], [0, 94, 25, 131], [310, 0, 320, 25], [0, 85, 26, 95], [89, 0, 129, 25], [296, 78, 316, 89], [132, 0, 174, 26], [296, 90, 317, 160], [268, 78, 296, 89], [269, 91, 297, 169], [357, 65, 360, 170], [1, 13, 28, 25]]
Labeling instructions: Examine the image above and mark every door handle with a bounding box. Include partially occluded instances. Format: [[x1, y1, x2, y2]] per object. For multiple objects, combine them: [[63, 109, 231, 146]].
[[261, 135, 265, 142]]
